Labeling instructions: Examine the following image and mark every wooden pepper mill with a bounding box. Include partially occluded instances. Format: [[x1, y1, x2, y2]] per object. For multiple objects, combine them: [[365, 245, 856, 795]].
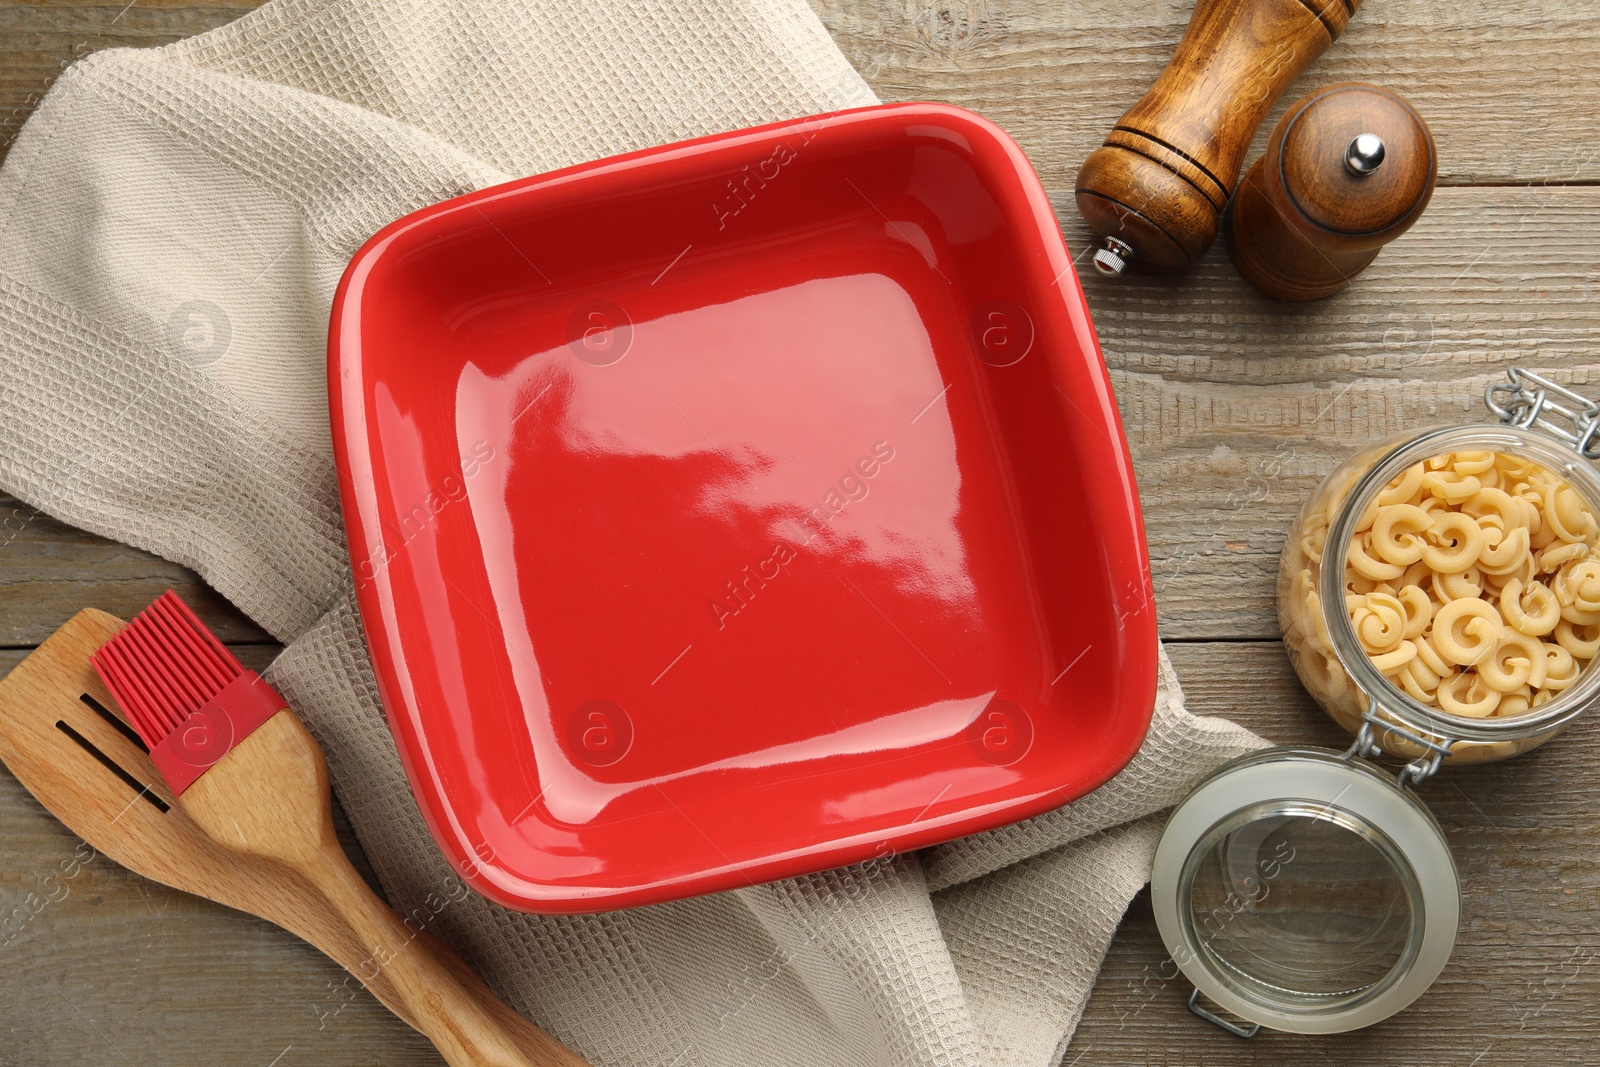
[[1225, 83, 1437, 300], [1076, 0, 1363, 275]]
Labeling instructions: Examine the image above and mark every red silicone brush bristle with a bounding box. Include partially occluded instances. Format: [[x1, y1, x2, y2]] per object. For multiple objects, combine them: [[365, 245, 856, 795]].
[[92, 590, 245, 751]]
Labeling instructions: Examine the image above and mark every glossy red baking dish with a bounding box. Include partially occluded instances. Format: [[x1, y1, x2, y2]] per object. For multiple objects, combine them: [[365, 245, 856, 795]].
[[329, 102, 1156, 913]]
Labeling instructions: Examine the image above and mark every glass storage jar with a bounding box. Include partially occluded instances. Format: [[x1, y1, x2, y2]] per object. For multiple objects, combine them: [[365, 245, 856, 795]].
[[1150, 368, 1600, 1037], [1280, 369, 1600, 764]]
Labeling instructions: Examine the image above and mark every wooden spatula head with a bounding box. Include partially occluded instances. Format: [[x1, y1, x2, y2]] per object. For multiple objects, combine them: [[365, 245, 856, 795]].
[[0, 610, 332, 937]]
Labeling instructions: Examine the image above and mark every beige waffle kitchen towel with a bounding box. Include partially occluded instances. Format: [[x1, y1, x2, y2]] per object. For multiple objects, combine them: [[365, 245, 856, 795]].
[[0, 1, 1266, 1063]]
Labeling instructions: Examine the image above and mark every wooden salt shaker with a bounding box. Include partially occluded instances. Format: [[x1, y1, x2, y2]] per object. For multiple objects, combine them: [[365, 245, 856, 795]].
[[1225, 83, 1437, 300], [1076, 0, 1365, 276]]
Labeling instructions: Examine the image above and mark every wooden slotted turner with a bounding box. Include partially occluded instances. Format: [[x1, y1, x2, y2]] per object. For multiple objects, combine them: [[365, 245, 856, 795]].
[[0, 609, 587, 1067]]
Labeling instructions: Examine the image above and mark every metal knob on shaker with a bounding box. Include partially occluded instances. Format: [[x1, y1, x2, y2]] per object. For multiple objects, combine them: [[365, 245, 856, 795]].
[[1224, 82, 1438, 301]]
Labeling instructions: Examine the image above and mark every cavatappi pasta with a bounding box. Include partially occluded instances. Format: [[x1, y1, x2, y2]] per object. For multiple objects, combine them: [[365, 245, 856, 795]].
[[1285, 450, 1600, 721]]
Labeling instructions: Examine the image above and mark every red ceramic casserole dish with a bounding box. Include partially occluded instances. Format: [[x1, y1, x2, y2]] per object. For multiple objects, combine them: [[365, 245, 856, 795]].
[[329, 102, 1157, 913]]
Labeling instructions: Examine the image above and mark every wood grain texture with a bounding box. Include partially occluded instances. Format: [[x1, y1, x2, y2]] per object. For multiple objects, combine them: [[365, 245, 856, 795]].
[[811, 0, 1600, 188], [1, 0, 1598, 1063], [7, 190, 1593, 644], [0, 494, 270, 646]]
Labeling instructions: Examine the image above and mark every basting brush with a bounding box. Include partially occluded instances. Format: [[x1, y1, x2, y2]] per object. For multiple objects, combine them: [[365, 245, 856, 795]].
[[92, 591, 586, 1067]]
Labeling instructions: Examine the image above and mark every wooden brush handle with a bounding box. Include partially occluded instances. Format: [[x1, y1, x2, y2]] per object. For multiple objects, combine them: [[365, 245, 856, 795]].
[[182, 711, 586, 1067], [1076, 0, 1362, 272]]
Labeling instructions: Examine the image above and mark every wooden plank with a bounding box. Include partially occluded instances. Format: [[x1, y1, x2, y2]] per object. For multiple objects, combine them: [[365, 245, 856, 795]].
[[8, 0, 1600, 184], [1074, 641, 1600, 1064], [0, 494, 271, 645], [815, 0, 1600, 187]]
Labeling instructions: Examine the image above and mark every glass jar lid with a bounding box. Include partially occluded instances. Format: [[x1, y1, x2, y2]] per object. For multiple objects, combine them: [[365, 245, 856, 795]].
[[1151, 747, 1459, 1034]]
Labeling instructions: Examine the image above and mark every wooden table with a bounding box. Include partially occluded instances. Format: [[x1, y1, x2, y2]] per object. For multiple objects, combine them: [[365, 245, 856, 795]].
[[3, 0, 1598, 1063]]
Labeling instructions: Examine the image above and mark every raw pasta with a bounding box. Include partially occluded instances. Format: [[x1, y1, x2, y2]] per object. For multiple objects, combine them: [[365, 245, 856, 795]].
[[1342, 452, 1600, 717]]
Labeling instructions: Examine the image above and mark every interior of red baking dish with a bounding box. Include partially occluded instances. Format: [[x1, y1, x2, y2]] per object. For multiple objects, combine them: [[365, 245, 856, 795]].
[[330, 103, 1157, 912]]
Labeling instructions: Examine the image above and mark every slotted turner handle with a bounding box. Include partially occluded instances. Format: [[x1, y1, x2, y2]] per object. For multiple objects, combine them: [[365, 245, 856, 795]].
[[181, 710, 587, 1067]]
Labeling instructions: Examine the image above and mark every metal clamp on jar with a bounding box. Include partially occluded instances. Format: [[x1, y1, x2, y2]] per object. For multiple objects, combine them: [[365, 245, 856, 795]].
[[1150, 368, 1600, 1035]]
